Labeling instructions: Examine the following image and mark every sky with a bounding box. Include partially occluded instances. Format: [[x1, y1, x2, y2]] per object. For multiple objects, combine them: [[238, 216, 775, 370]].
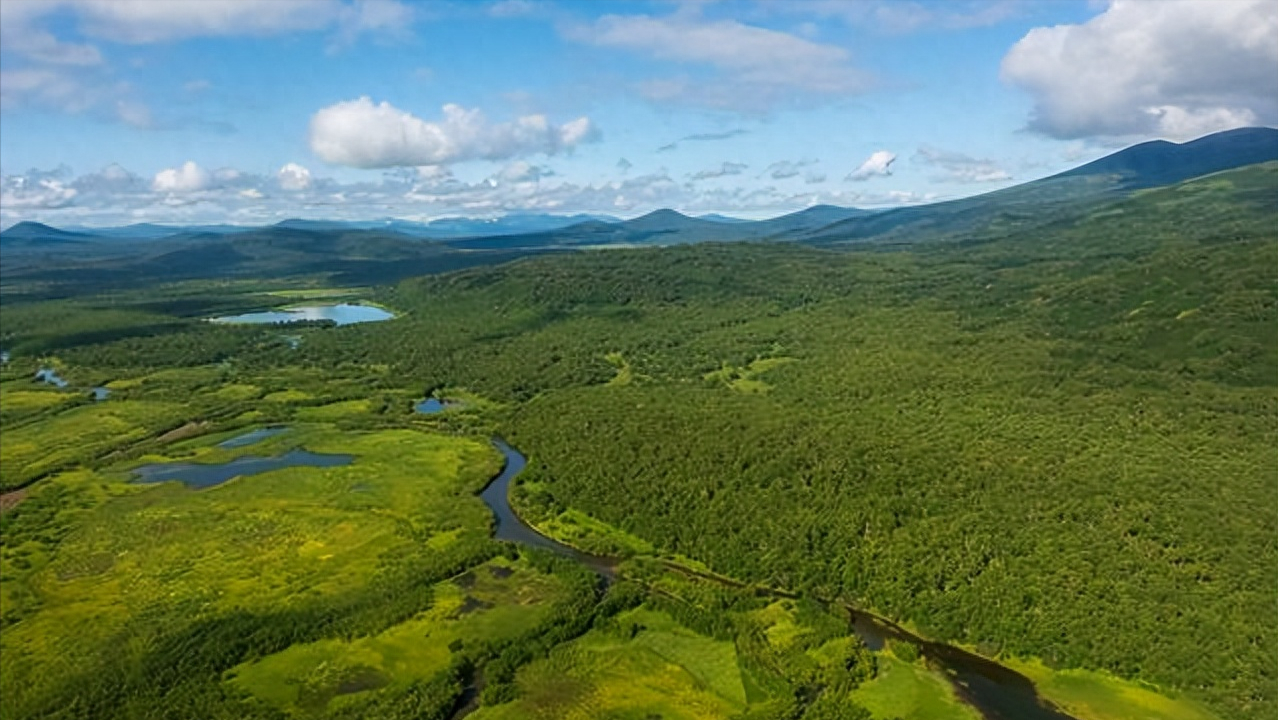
[[0, 0, 1275, 228]]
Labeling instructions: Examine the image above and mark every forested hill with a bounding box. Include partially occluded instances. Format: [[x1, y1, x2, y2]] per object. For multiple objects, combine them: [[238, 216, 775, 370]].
[[357, 161, 1273, 719], [1053, 126, 1278, 188]]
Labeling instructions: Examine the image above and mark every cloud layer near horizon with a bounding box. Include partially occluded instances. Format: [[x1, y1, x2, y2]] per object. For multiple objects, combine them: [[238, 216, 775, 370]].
[[1, 157, 939, 230]]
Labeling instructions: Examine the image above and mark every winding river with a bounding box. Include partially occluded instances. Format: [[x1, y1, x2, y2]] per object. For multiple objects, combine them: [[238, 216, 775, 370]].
[[480, 439, 1077, 720]]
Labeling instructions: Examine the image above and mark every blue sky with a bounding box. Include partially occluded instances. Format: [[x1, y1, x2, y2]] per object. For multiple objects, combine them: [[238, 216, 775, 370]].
[[1, 0, 1274, 228]]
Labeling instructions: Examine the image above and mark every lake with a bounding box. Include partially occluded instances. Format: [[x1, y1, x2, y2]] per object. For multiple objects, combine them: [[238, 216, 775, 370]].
[[133, 449, 353, 489], [415, 398, 463, 414], [35, 368, 68, 388], [210, 303, 393, 326]]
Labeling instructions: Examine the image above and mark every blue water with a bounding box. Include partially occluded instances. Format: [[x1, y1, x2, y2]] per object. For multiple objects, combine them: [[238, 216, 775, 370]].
[[210, 303, 393, 326], [415, 398, 462, 414], [92, 387, 110, 401], [133, 450, 353, 489], [35, 368, 68, 388], [218, 426, 287, 448]]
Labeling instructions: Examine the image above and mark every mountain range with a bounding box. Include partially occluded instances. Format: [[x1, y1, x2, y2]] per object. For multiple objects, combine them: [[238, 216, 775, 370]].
[[3, 127, 1275, 292]]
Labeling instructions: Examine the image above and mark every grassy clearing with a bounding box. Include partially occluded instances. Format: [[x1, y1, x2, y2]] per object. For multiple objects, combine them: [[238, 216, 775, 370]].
[[228, 556, 569, 716], [471, 605, 745, 720], [0, 399, 190, 489], [1005, 658, 1222, 720], [530, 507, 656, 557], [0, 426, 502, 717], [851, 654, 982, 720], [295, 399, 372, 421], [0, 387, 78, 414], [703, 356, 796, 394], [268, 288, 369, 300]]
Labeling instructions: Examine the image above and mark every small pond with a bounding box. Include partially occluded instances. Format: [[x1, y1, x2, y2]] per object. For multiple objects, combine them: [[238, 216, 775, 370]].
[[210, 303, 393, 326], [218, 426, 287, 448], [415, 398, 463, 414], [133, 450, 353, 489], [35, 368, 68, 388], [92, 387, 110, 401]]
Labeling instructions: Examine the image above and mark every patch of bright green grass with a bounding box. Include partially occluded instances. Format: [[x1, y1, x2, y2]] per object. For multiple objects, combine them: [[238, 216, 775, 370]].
[[0, 399, 189, 489], [532, 507, 656, 557], [851, 655, 982, 720], [703, 356, 796, 393], [1005, 658, 1222, 720], [264, 389, 313, 403], [471, 605, 746, 720], [0, 388, 77, 414], [295, 399, 372, 421], [228, 557, 568, 715], [0, 427, 502, 717]]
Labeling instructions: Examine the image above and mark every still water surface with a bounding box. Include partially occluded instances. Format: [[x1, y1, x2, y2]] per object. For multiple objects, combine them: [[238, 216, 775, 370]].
[[210, 303, 393, 326], [133, 449, 352, 489]]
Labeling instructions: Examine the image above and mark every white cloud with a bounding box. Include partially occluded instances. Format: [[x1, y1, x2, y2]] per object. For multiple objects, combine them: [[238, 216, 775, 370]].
[[563, 13, 872, 111], [493, 161, 552, 183], [1001, 0, 1278, 140], [764, 159, 817, 180], [277, 163, 313, 191], [3, 160, 954, 229], [152, 161, 209, 192], [690, 161, 749, 180], [67, 0, 336, 43], [846, 151, 896, 181], [114, 99, 153, 128], [914, 146, 1011, 183], [309, 98, 599, 168], [770, 0, 1022, 34], [330, 0, 416, 51], [488, 0, 542, 18], [0, 176, 78, 209]]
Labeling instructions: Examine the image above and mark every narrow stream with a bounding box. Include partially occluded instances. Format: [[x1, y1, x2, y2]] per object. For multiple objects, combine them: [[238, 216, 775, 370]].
[[478, 439, 1077, 720]]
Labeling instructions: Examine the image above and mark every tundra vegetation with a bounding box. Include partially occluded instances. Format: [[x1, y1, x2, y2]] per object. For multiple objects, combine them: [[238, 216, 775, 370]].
[[1, 164, 1275, 720]]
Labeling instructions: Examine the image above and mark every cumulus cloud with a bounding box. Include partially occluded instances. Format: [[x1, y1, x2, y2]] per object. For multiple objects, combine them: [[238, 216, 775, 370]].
[[493, 161, 552, 183], [914, 146, 1011, 183], [1001, 0, 1278, 140], [845, 151, 896, 181], [0, 176, 78, 209], [277, 163, 313, 191], [73, 163, 146, 194], [690, 162, 748, 180], [564, 13, 872, 111], [309, 98, 599, 168], [152, 161, 209, 192]]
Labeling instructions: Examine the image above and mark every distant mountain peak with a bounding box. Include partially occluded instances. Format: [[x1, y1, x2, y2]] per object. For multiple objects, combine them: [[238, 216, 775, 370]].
[[1056, 126, 1278, 188]]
